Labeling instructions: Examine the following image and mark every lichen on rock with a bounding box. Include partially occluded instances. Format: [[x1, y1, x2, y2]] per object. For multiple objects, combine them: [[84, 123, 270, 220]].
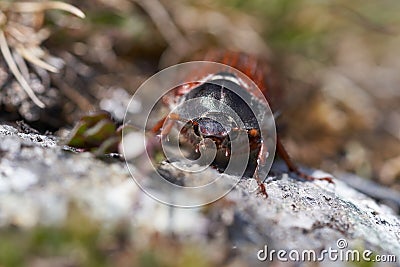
[[0, 124, 399, 265]]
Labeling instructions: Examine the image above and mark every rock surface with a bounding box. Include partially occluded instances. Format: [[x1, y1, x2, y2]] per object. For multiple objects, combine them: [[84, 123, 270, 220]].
[[0, 124, 399, 265]]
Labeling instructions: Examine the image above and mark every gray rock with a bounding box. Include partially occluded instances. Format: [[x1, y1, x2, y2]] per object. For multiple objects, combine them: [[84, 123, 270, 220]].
[[0, 124, 399, 265]]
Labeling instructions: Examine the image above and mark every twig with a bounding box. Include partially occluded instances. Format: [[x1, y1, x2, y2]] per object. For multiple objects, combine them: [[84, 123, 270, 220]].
[[131, 0, 191, 58], [52, 76, 93, 112]]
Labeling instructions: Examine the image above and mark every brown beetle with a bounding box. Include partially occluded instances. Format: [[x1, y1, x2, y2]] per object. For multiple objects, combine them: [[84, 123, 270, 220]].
[[152, 51, 333, 196]]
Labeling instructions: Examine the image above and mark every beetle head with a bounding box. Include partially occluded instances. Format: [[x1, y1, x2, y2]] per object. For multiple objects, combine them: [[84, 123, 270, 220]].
[[185, 117, 243, 150], [192, 117, 229, 139]]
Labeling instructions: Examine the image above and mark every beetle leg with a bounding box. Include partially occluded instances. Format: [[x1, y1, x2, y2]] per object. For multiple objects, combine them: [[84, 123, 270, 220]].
[[252, 169, 268, 197], [254, 141, 269, 197], [258, 182, 267, 197], [152, 113, 184, 135], [276, 136, 334, 183], [152, 116, 168, 134], [231, 127, 268, 196], [254, 179, 268, 198], [148, 113, 185, 162]]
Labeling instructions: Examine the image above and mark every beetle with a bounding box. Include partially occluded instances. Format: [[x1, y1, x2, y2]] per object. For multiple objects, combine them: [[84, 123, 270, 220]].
[[152, 51, 333, 196]]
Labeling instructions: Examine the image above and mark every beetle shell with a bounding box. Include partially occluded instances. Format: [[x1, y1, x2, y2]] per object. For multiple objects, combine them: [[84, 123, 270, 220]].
[[203, 50, 282, 111], [168, 72, 265, 177], [153, 50, 334, 184]]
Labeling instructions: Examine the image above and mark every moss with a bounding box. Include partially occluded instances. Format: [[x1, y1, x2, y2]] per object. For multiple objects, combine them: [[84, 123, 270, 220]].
[[0, 203, 212, 267]]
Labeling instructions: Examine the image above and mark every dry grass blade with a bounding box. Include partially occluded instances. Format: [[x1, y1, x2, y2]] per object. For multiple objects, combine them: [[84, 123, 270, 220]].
[[0, 1, 85, 18], [0, 1, 85, 108], [0, 30, 45, 108], [16, 46, 59, 73]]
